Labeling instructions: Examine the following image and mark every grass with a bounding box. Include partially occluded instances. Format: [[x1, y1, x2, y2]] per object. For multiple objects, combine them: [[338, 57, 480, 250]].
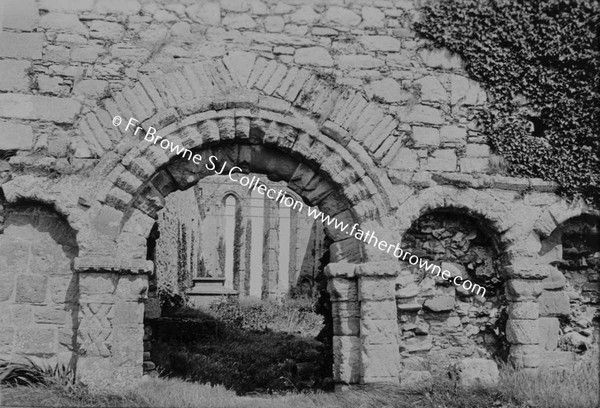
[[177, 296, 325, 338], [148, 315, 330, 394], [1, 358, 598, 408]]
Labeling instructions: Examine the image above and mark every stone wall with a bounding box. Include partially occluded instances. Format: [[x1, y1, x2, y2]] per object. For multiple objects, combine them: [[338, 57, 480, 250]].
[[0, 0, 597, 389], [0, 203, 79, 368], [538, 215, 600, 369], [397, 211, 506, 376]]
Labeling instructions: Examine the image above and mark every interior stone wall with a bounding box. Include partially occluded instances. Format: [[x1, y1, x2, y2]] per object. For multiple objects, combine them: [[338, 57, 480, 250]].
[[397, 211, 506, 375], [539, 215, 600, 369]]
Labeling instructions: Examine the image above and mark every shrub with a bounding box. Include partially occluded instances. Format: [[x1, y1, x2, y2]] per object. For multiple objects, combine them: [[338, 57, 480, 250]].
[[209, 297, 324, 337]]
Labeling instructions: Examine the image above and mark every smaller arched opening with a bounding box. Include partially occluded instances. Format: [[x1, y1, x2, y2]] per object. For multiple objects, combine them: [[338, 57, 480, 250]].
[[539, 214, 599, 364], [397, 207, 508, 375]]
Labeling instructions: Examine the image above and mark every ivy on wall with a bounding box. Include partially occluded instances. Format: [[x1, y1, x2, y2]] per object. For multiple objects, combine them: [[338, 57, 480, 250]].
[[415, 0, 599, 205]]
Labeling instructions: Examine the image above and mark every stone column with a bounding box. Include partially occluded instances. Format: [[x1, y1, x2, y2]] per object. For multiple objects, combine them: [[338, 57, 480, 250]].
[[356, 261, 400, 384], [263, 196, 279, 298], [75, 258, 152, 388], [325, 263, 360, 384], [506, 278, 543, 372]]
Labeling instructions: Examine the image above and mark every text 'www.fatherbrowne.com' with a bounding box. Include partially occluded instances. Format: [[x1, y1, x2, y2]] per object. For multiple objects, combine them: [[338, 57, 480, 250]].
[[114, 115, 487, 298]]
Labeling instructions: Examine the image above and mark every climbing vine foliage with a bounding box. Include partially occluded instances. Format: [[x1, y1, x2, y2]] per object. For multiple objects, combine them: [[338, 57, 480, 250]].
[[415, 0, 599, 205]]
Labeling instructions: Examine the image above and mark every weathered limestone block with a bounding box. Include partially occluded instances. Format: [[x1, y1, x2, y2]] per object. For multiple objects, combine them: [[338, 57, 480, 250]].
[[73, 80, 109, 99], [508, 301, 539, 320], [509, 345, 539, 369], [89, 20, 125, 40], [542, 267, 567, 289], [360, 318, 399, 345], [294, 47, 333, 67], [14, 326, 56, 354], [547, 199, 584, 226], [332, 300, 360, 319], [359, 277, 396, 301], [39, 0, 93, 12], [538, 291, 570, 316], [415, 76, 447, 103], [465, 144, 490, 157], [333, 335, 360, 384], [0, 122, 34, 150], [0, 60, 31, 92], [333, 317, 360, 336], [95, 0, 141, 15], [506, 280, 543, 301], [360, 36, 400, 52], [423, 296, 455, 312], [48, 276, 77, 303], [325, 6, 361, 26], [79, 273, 117, 303], [112, 301, 145, 325], [402, 105, 444, 125], [39, 13, 87, 34], [538, 317, 559, 351], [425, 149, 457, 172], [506, 258, 554, 279], [440, 125, 467, 144], [329, 237, 363, 263], [327, 277, 358, 301], [361, 343, 400, 383], [71, 45, 103, 63], [338, 55, 384, 70], [396, 282, 419, 299], [366, 78, 410, 104], [0, 94, 81, 123], [290, 5, 320, 24], [357, 261, 400, 278], [389, 148, 419, 171], [506, 319, 539, 344], [449, 358, 499, 388], [115, 275, 148, 302], [223, 14, 257, 29], [361, 299, 397, 320], [15, 275, 47, 303], [0, 327, 14, 353], [2, 0, 38, 31], [460, 158, 489, 173], [361, 6, 384, 28], [412, 126, 440, 147], [0, 274, 14, 302], [33, 306, 67, 325], [0, 32, 43, 59]]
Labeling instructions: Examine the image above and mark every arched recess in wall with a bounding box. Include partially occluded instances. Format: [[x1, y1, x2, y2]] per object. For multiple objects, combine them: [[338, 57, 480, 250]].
[[398, 206, 508, 375], [0, 199, 80, 369], [538, 213, 600, 361]]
